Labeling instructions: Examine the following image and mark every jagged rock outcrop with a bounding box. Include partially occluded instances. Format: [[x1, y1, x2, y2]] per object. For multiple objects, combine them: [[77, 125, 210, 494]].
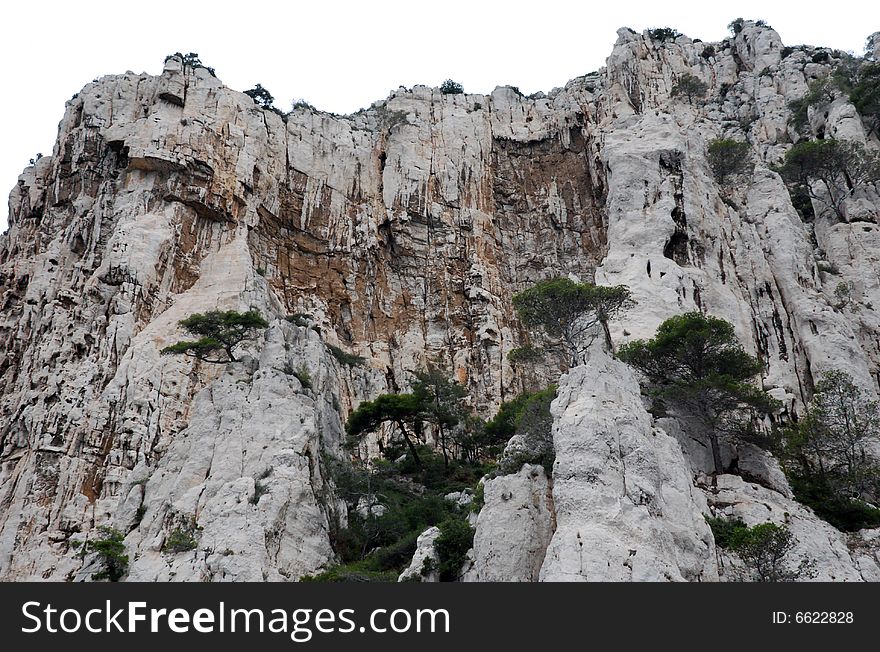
[[538, 346, 718, 581], [463, 464, 553, 582], [1, 20, 879, 581]]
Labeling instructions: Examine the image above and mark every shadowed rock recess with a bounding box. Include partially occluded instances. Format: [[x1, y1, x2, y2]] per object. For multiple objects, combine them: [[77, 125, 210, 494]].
[[2, 21, 880, 581]]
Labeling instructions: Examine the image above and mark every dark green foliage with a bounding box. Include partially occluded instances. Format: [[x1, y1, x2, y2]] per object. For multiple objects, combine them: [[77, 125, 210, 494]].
[[671, 74, 708, 104], [701, 45, 716, 60], [84, 527, 129, 582], [774, 370, 880, 531], [314, 450, 483, 581], [161, 310, 268, 363], [850, 63, 880, 135], [812, 51, 830, 64], [513, 277, 632, 365], [776, 139, 880, 219], [483, 391, 536, 449], [498, 387, 557, 475], [787, 76, 837, 131], [618, 312, 774, 475], [507, 345, 544, 365], [728, 18, 745, 35], [435, 517, 475, 581], [647, 27, 682, 42], [439, 79, 464, 95], [301, 564, 399, 582], [707, 138, 752, 184], [346, 393, 427, 464], [731, 523, 810, 582], [245, 84, 276, 109], [164, 52, 216, 76], [285, 313, 312, 327], [163, 526, 198, 554], [470, 482, 485, 513], [781, 46, 795, 59], [706, 516, 750, 549], [708, 517, 812, 581], [326, 343, 365, 367], [411, 366, 469, 467]]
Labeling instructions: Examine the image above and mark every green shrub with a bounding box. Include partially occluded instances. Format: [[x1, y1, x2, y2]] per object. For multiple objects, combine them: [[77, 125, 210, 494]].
[[671, 74, 708, 104], [84, 527, 129, 582], [163, 524, 199, 553], [434, 517, 474, 581], [439, 79, 464, 95], [164, 52, 216, 76], [706, 516, 750, 549], [327, 343, 365, 367], [507, 345, 544, 365], [728, 18, 745, 36], [647, 27, 682, 42], [707, 138, 752, 184], [293, 365, 313, 390]]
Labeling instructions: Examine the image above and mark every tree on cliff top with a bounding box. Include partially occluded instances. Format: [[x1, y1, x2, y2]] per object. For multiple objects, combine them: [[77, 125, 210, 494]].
[[512, 277, 632, 366], [161, 310, 268, 363], [618, 312, 774, 475]]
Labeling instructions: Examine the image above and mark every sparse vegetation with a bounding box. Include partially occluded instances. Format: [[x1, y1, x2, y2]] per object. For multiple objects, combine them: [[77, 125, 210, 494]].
[[83, 526, 129, 582], [164, 52, 216, 76], [647, 27, 682, 42], [161, 310, 268, 363], [709, 518, 813, 581], [772, 370, 880, 531], [163, 523, 199, 554], [327, 344, 366, 367], [672, 74, 708, 104], [507, 344, 544, 366], [293, 365, 313, 390], [850, 63, 880, 135], [776, 139, 880, 219], [707, 138, 752, 184]]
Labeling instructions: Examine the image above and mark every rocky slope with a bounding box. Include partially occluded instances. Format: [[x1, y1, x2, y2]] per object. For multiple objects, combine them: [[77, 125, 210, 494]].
[[1, 21, 879, 581]]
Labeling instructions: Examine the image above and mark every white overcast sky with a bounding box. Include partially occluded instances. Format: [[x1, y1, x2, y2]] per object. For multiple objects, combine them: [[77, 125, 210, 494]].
[[2, 0, 878, 232]]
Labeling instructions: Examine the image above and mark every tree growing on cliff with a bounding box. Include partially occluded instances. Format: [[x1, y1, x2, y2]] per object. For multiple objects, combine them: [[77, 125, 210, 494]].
[[513, 278, 632, 366], [81, 526, 129, 582], [672, 74, 708, 104], [346, 393, 427, 465], [776, 139, 880, 219], [707, 518, 814, 581], [245, 84, 276, 109], [439, 79, 464, 95], [161, 310, 269, 363], [774, 370, 880, 531], [411, 366, 469, 468], [618, 312, 774, 475], [849, 63, 880, 135], [707, 138, 752, 185]]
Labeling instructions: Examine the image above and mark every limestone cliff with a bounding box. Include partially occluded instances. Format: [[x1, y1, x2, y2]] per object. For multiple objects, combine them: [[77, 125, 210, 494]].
[[1, 21, 879, 581]]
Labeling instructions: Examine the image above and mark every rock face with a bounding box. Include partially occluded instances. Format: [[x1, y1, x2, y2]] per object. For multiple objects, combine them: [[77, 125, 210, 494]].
[[464, 464, 554, 582], [539, 347, 718, 581], [1, 21, 879, 581]]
